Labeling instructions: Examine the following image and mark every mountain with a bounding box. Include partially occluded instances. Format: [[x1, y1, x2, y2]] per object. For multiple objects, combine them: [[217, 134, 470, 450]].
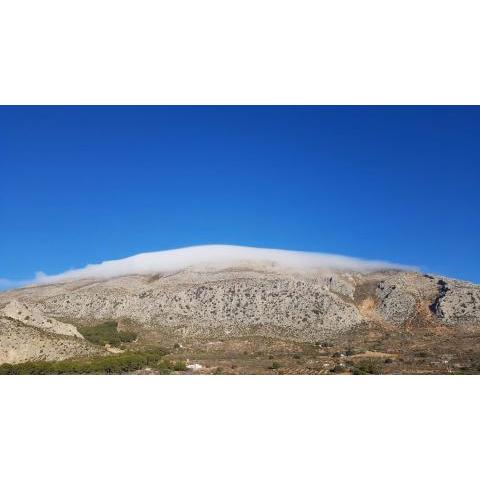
[[1, 246, 479, 373]]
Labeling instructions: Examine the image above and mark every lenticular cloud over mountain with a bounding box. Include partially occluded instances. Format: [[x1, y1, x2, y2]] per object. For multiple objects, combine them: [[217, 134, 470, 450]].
[[32, 245, 411, 285]]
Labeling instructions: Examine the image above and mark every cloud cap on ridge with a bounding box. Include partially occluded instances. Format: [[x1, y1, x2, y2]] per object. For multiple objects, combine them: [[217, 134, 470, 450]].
[[31, 244, 413, 285]]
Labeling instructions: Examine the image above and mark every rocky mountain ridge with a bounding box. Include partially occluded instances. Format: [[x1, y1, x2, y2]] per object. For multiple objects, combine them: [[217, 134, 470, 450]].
[[1, 265, 479, 364]]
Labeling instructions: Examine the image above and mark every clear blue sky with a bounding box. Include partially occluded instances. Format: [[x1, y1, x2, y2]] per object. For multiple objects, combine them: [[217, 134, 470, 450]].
[[1, 106, 479, 284]]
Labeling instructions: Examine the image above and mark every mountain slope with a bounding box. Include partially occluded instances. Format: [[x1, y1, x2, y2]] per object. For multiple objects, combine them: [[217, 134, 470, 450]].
[[1, 247, 479, 368]]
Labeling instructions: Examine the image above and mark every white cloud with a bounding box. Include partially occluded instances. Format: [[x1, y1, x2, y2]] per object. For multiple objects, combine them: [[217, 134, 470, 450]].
[[28, 244, 412, 285]]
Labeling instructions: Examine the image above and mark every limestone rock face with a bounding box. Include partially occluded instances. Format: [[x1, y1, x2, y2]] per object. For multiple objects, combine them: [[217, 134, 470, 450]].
[[434, 279, 480, 325], [375, 273, 437, 324]]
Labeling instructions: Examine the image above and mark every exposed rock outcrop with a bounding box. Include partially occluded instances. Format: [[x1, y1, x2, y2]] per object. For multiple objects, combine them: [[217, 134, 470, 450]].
[[0, 315, 100, 364], [2, 299, 83, 338]]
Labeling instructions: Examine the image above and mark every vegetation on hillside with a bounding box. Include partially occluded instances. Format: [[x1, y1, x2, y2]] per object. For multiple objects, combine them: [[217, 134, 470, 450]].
[[0, 348, 184, 375], [78, 320, 137, 346]]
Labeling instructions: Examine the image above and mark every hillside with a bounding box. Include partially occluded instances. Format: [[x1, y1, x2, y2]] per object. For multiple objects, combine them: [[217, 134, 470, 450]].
[[1, 246, 479, 373]]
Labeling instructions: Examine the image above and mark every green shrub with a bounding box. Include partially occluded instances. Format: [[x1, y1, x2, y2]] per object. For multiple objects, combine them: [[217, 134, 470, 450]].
[[353, 361, 381, 375], [173, 360, 187, 371], [118, 331, 137, 343], [155, 359, 174, 374]]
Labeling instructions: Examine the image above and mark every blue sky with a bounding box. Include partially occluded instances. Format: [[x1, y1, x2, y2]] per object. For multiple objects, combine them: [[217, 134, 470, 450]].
[[1, 106, 479, 285]]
